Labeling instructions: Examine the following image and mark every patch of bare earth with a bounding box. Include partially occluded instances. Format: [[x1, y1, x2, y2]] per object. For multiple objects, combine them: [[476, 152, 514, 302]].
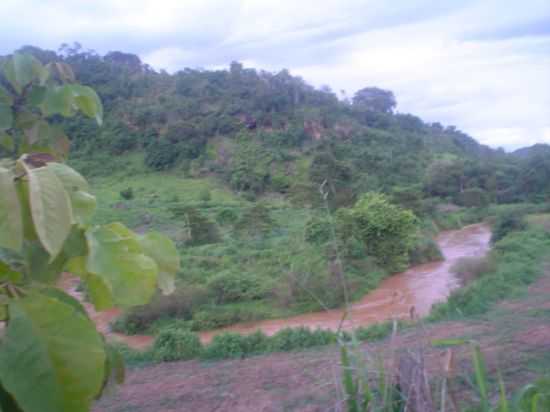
[[94, 271, 550, 412]]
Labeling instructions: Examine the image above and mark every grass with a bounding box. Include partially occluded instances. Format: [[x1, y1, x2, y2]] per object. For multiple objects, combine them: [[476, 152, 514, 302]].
[[430, 216, 550, 321]]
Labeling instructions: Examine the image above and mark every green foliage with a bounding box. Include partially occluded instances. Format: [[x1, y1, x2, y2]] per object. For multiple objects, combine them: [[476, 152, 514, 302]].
[[170, 206, 220, 246], [337, 193, 417, 272], [229, 135, 272, 193], [408, 235, 443, 265], [491, 212, 527, 244], [304, 215, 332, 245], [152, 328, 202, 362], [268, 327, 336, 351], [206, 271, 270, 304], [201, 332, 246, 360], [430, 227, 550, 319], [119, 187, 133, 200], [234, 203, 276, 239], [0, 53, 179, 411], [457, 187, 490, 208]]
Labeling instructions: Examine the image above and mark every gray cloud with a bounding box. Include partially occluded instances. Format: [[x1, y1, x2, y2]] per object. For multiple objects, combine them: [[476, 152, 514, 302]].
[[1, 0, 549, 149]]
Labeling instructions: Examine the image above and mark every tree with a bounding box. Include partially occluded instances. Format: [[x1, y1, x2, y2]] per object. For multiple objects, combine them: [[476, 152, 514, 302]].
[[336, 193, 417, 272], [352, 87, 396, 113], [0, 53, 179, 412]]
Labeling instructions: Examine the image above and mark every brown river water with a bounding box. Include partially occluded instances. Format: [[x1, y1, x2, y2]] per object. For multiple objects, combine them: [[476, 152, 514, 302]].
[[63, 223, 491, 349]]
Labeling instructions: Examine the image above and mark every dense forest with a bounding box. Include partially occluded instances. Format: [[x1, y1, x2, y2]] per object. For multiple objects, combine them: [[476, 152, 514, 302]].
[[3, 43, 549, 336]]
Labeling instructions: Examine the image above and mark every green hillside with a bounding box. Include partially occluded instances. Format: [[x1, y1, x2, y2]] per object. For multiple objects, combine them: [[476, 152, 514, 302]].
[[4, 44, 549, 336]]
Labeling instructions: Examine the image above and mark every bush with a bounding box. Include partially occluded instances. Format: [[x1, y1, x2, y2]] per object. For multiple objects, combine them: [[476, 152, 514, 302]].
[[408, 236, 443, 265], [199, 188, 211, 203], [456, 187, 490, 208], [354, 322, 395, 341], [336, 193, 418, 272], [491, 212, 527, 243], [268, 327, 336, 352], [152, 328, 203, 362], [304, 215, 332, 245], [201, 332, 246, 360], [451, 256, 496, 285], [215, 208, 239, 225], [119, 187, 134, 200], [206, 271, 270, 304], [111, 285, 210, 334], [170, 206, 220, 246], [241, 330, 270, 354]]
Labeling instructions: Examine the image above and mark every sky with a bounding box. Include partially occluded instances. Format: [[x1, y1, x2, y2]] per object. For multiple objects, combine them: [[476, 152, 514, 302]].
[[1, 0, 549, 150]]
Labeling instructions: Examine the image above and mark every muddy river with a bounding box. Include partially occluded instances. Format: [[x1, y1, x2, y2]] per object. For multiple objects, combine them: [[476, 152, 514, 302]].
[[64, 223, 491, 348]]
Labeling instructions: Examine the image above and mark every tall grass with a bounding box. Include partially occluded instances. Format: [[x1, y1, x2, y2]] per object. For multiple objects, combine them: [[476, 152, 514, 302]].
[[430, 228, 550, 320]]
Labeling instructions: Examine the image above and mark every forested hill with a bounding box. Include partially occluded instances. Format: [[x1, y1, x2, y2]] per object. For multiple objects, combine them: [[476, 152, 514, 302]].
[[5, 44, 550, 205]]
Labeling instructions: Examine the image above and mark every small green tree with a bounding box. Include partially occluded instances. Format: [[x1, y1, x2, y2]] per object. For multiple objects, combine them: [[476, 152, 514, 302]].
[[0, 53, 179, 411], [337, 193, 417, 272]]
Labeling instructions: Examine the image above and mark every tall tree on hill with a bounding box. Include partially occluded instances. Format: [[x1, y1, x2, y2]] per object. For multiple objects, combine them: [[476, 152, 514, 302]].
[[352, 87, 396, 113]]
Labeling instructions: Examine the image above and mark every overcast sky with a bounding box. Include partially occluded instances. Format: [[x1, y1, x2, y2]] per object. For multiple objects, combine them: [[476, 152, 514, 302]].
[[1, 0, 549, 150]]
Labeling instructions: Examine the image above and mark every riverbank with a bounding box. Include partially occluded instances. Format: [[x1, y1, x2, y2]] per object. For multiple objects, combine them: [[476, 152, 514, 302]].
[[94, 252, 550, 412], [198, 223, 490, 341], [67, 223, 490, 351]]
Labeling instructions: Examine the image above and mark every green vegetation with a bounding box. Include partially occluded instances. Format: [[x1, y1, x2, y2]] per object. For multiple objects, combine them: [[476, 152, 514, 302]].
[[0, 53, 178, 412], [431, 217, 550, 320], [117, 321, 398, 364], [3, 45, 550, 412], [5, 44, 546, 341]]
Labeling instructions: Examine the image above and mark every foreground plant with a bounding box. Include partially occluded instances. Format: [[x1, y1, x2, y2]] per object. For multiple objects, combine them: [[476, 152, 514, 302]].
[[0, 53, 179, 411]]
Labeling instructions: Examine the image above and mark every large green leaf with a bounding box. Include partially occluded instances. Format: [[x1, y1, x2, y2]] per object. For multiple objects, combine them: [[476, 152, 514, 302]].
[[138, 231, 179, 294], [24, 241, 66, 284], [3, 54, 42, 93], [85, 223, 158, 307], [0, 168, 23, 251], [0, 292, 105, 412], [65, 256, 114, 310], [46, 163, 95, 224], [15, 179, 38, 240], [40, 85, 74, 117], [69, 85, 103, 125], [25, 165, 73, 259], [46, 163, 89, 192]]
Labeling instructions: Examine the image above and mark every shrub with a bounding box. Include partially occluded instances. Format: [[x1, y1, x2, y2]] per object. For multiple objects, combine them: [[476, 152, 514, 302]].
[[170, 206, 220, 245], [206, 271, 269, 304], [408, 236, 443, 265], [234, 204, 276, 239], [491, 212, 527, 243], [152, 328, 203, 362], [336, 193, 418, 272], [354, 322, 395, 341], [199, 188, 211, 203], [119, 187, 134, 200], [201, 332, 246, 360], [215, 208, 238, 225], [451, 256, 496, 285], [241, 331, 270, 354], [268, 327, 336, 352], [456, 187, 490, 208], [111, 285, 210, 334], [304, 215, 332, 245]]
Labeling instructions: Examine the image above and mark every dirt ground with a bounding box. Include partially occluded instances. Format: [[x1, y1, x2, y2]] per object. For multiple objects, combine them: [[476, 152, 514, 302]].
[[94, 270, 550, 412]]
